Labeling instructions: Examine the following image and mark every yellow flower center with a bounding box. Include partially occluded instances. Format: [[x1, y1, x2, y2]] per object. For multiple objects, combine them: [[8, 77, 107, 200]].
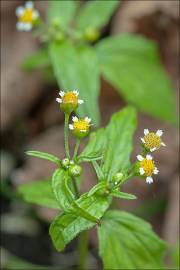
[[62, 92, 78, 105], [143, 133, 161, 149], [140, 159, 155, 176], [73, 119, 89, 132], [19, 9, 33, 23]]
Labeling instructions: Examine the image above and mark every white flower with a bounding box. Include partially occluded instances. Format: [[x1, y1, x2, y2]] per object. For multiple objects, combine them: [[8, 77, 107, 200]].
[[69, 116, 92, 138], [137, 154, 158, 184], [56, 90, 84, 105], [140, 129, 166, 152]]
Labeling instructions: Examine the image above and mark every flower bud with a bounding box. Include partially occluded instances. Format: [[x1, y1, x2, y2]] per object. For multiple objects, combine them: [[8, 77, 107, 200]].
[[61, 158, 70, 169], [69, 116, 91, 139], [69, 164, 82, 177], [84, 27, 100, 42], [112, 172, 123, 184]]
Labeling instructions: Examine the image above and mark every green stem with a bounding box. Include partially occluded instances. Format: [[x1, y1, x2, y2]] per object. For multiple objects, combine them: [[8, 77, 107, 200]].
[[73, 138, 81, 160], [72, 177, 79, 199], [64, 113, 70, 159], [78, 230, 89, 270]]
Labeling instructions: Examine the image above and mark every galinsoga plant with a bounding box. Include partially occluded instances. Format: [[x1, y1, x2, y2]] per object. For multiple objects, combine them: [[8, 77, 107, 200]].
[[19, 89, 167, 269]]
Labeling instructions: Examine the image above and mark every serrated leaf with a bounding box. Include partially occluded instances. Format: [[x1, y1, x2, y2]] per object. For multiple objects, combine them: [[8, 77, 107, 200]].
[[47, 0, 78, 27], [98, 210, 166, 269], [18, 179, 60, 209], [96, 34, 176, 125], [76, 0, 119, 30], [26, 151, 61, 165], [49, 41, 100, 125], [22, 48, 50, 71], [111, 190, 136, 200], [49, 193, 110, 251], [102, 106, 137, 181]]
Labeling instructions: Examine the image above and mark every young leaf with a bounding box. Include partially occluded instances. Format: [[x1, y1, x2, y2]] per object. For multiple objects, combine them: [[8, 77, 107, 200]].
[[26, 151, 61, 165], [76, 0, 119, 30], [102, 106, 137, 181], [50, 194, 110, 251], [52, 169, 100, 224], [18, 179, 60, 209], [98, 210, 166, 269], [49, 41, 100, 125], [111, 190, 136, 200], [47, 0, 78, 27], [96, 34, 177, 125], [22, 48, 50, 71]]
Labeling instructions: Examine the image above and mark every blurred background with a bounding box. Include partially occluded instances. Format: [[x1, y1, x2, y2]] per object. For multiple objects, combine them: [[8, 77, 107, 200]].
[[1, 0, 179, 269]]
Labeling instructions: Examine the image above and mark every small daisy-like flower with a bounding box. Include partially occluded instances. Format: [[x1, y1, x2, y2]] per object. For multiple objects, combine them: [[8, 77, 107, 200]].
[[69, 116, 91, 138], [56, 90, 83, 114], [16, 1, 39, 32], [137, 154, 159, 184], [141, 129, 166, 152]]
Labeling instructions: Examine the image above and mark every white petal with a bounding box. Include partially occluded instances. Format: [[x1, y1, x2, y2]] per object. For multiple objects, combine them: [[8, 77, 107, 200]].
[[139, 167, 145, 175], [146, 177, 153, 184], [72, 116, 78, 122], [137, 155, 144, 161], [25, 1, 34, 9], [153, 168, 159, 175], [146, 154, 152, 160], [85, 117, 91, 123], [156, 130, 163, 137], [16, 22, 24, 31], [56, 98, 62, 103], [140, 137, 145, 143], [32, 10, 39, 19], [69, 124, 74, 130], [23, 23, 32, 31], [73, 90, 79, 96], [78, 99, 84, 104], [16, 6, 24, 17], [150, 147, 157, 152], [161, 142, 166, 146], [80, 130, 87, 132], [59, 91, 64, 97], [144, 129, 149, 135]]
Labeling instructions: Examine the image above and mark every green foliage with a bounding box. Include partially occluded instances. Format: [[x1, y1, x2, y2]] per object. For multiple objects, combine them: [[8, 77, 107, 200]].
[[102, 106, 137, 180], [50, 193, 110, 251], [96, 34, 176, 125], [47, 0, 78, 27], [18, 179, 60, 209], [49, 41, 100, 125], [22, 48, 50, 71], [110, 190, 137, 200], [76, 0, 119, 30], [98, 210, 166, 269], [26, 150, 61, 165]]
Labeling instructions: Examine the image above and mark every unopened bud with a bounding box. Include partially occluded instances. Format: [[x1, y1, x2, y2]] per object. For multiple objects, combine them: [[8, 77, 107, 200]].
[[61, 158, 70, 169], [69, 164, 82, 177]]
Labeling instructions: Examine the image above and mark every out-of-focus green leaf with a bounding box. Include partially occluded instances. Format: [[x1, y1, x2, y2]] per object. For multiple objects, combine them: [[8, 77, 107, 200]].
[[49, 193, 110, 251], [18, 179, 60, 209], [96, 34, 177, 125], [102, 106, 137, 181], [49, 41, 100, 125], [22, 49, 50, 71], [26, 150, 61, 165], [76, 0, 119, 30], [47, 0, 78, 27], [98, 210, 166, 269], [110, 190, 136, 200]]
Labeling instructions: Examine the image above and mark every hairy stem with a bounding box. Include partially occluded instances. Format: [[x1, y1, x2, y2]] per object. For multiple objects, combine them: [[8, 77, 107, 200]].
[[64, 113, 70, 159], [78, 230, 89, 270], [73, 138, 81, 160], [72, 177, 79, 198]]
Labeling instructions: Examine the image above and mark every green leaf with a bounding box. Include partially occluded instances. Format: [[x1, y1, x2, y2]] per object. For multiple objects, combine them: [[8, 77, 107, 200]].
[[47, 0, 78, 27], [102, 106, 137, 181], [49, 41, 100, 125], [22, 48, 50, 71], [77, 153, 102, 163], [26, 151, 61, 165], [111, 190, 136, 200], [18, 179, 60, 209], [96, 34, 176, 125], [88, 181, 107, 197], [49, 193, 110, 251], [76, 0, 119, 30], [98, 210, 166, 269]]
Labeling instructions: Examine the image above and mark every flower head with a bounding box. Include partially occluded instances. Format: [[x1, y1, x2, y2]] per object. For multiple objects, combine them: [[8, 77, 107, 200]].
[[16, 1, 39, 31], [137, 154, 159, 184], [141, 129, 166, 152], [69, 116, 91, 138], [56, 90, 83, 114]]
